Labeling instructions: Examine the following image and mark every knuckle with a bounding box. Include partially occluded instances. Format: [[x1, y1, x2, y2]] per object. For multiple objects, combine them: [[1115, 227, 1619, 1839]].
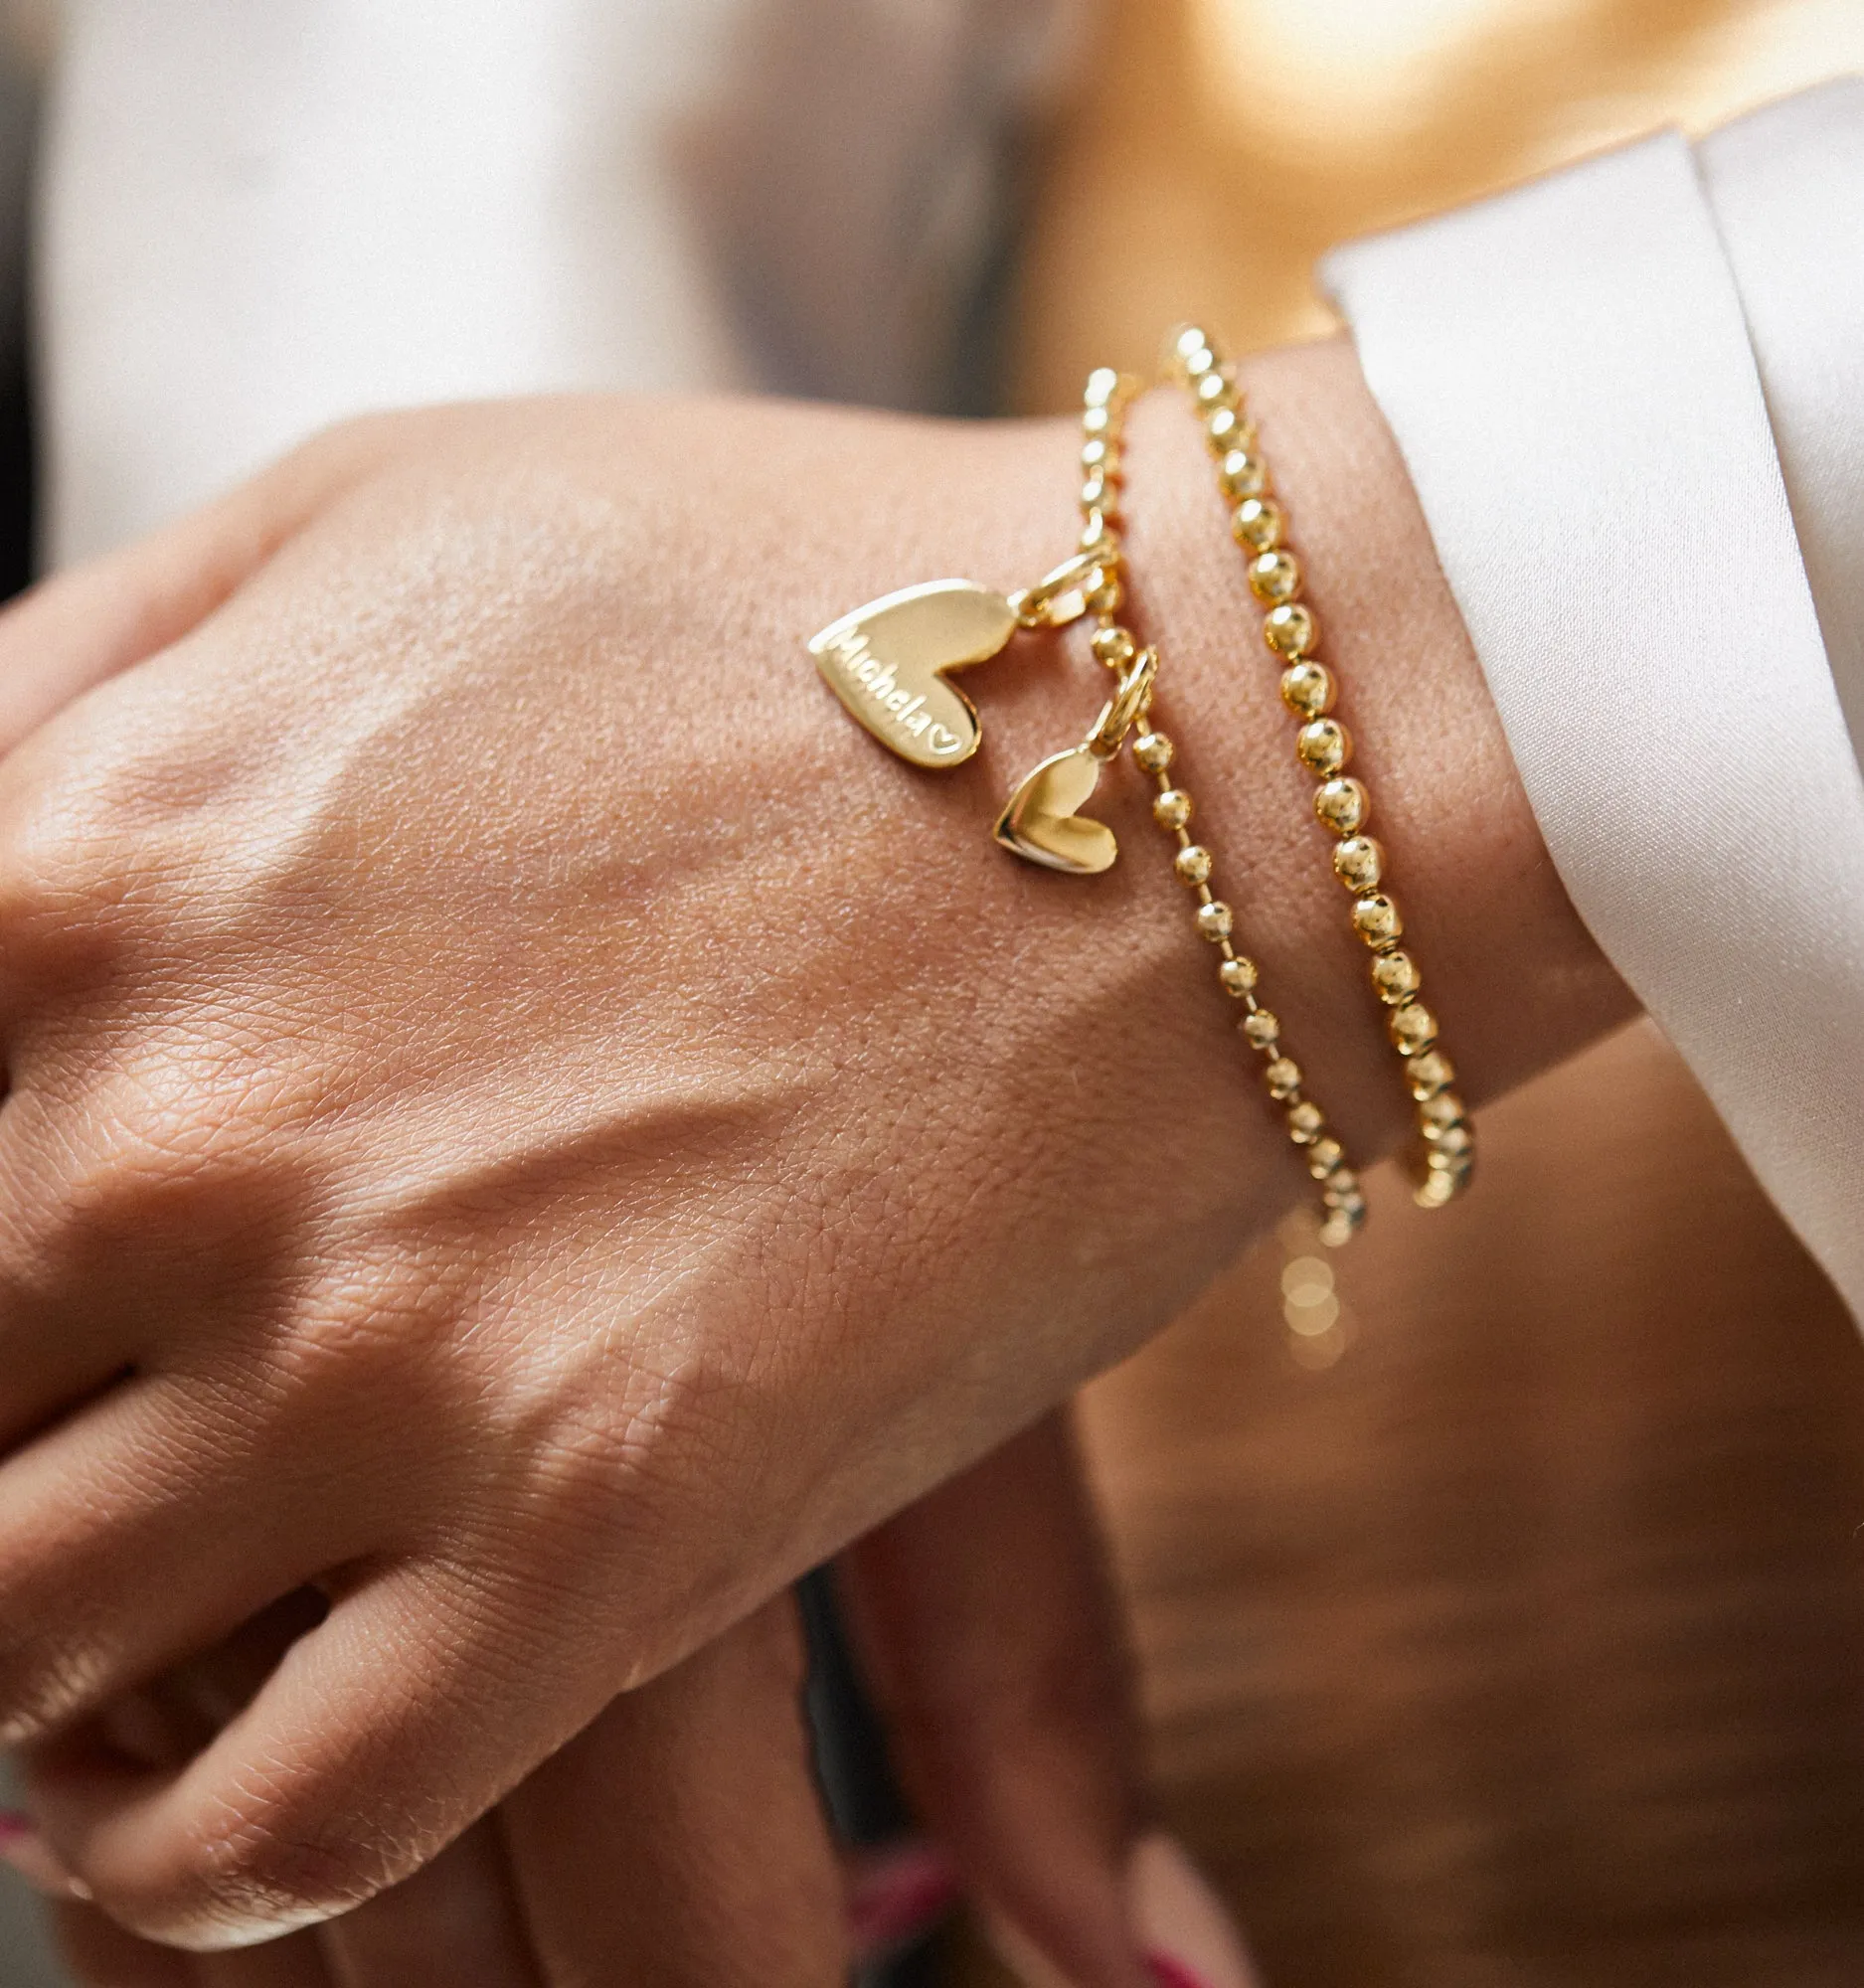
[[186, 1813, 387, 1942], [0, 743, 221, 1012], [0, 770, 136, 985], [99, 1792, 397, 1949], [286, 1233, 474, 1389], [21, 1058, 297, 1268]]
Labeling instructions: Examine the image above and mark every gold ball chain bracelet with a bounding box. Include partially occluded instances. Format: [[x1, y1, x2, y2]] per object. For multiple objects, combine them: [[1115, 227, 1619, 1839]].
[[1063, 367, 1367, 1247], [1168, 326, 1475, 1209]]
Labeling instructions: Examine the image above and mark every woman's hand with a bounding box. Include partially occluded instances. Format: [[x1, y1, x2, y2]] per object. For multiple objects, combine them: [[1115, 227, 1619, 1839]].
[[0, 350, 1626, 1946]]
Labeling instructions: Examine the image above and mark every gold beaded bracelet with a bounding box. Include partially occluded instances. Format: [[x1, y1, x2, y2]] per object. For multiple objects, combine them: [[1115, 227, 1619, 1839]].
[[1059, 368, 1366, 1245], [807, 366, 1367, 1245], [1168, 325, 1473, 1209]]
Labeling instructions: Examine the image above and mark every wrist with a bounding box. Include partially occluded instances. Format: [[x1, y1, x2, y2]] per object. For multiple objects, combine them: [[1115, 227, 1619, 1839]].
[[782, 346, 1634, 1404], [1112, 337, 1635, 1175]]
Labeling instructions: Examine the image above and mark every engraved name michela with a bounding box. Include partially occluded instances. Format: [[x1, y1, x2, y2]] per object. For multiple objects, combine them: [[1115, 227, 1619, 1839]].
[[820, 632, 966, 756]]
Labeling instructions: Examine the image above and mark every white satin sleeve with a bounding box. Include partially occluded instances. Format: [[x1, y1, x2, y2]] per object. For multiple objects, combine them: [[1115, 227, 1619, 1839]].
[[1322, 79, 1864, 1321]]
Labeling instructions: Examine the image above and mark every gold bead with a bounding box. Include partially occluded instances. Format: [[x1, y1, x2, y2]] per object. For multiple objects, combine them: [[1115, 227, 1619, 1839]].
[[1322, 1166, 1361, 1202], [1082, 404, 1112, 437], [1332, 835, 1383, 890], [1219, 448, 1269, 499], [1133, 731, 1174, 773], [1263, 602, 1315, 656], [1286, 1100, 1324, 1143], [1265, 1056, 1301, 1099], [1423, 1158, 1471, 1200], [1219, 955, 1259, 996], [1174, 844, 1213, 886], [1086, 365, 1121, 406], [1207, 406, 1251, 453], [1307, 1135, 1345, 1177], [1174, 325, 1214, 367], [1419, 1090, 1463, 1132], [1352, 894, 1402, 944], [1196, 900, 1233, 941], [1280, 661, 1334, 717], [1083, 576, 1123, 616], [1314, 777, 1370, 834], [1243, 1008, 1279, 1047], [1231, 497, 1281, 552], [1317, 1207, 1361, 1247], [1407, 1049, 1454, 1097], [1152, 787, 1192, 830], [1433, 1121, 1473, 1158], [1297, 718, 1351, 776], [1371, 949, 1421, 1003], [1194, 368, 1233, 409], [1389, 1000, 1439, 1054], [1092, 624, 1135, 667], [1081, 473, 1117, 515], [1250, 550, 1300, 604], [1082, 436, 1119, 476], [1412, 1169, 1459, 1210]]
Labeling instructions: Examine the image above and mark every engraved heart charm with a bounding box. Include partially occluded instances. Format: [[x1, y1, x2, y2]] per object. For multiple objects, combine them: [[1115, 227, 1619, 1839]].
[[809, 580, 1019, 769], [992, 746, 1117, 875]]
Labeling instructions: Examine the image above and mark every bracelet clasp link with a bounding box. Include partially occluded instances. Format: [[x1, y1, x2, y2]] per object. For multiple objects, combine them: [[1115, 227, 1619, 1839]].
[[1008, 547, 1115, 631], [1087, 647, 1157, 760]]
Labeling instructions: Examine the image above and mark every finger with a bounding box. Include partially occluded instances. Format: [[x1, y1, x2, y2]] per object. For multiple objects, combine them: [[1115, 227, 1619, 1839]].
[[501, 1597, 846, 1988], [85, 1593, 331, 1777], [36, 1595, 542, 1988], [46, 1600, 332, 1988], [52, 1898, 332, 1988], [32, 1605, 331, 1987], [837, 1410, 1151, 1988], [0, 1381, 376, 1750], [18, 1557, 608, 1949], [0, 418, 399, 761], [315, 1819, 540, 1988]]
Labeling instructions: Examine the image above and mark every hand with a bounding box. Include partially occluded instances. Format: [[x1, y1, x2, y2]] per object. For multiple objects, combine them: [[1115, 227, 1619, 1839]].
[[36, 1416, 1258, 1988], [0, 348, 1628, 1946]]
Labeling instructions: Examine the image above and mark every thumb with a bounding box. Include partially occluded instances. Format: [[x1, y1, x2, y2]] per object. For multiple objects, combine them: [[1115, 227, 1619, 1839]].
[[838, 1408, 1257, 1988]]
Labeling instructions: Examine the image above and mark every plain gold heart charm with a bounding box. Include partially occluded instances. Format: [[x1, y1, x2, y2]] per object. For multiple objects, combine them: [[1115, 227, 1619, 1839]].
[[991, 746, 1118, 875], [808, 580, 1019, 769]]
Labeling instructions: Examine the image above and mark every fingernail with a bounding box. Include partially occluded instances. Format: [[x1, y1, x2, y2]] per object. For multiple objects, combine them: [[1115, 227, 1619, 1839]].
[[0, 1813, 91, 1902], [847, 1838, 961, 1960], [1147, 1954, 1220, 1988], [1128, 1834, 1258, 1988]]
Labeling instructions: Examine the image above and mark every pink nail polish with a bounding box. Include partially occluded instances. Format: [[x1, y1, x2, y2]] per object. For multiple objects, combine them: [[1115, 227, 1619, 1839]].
[[1130, 1834, 1259, 1987], [847, 1839, 960, 1959], [1147, 1954, 1219, 1988], [0, 1813, 91, 1902]]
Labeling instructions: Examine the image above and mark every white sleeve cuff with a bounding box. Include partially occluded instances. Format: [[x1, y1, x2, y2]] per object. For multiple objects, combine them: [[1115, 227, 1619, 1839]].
[[1322, 82, 1864, 1321]]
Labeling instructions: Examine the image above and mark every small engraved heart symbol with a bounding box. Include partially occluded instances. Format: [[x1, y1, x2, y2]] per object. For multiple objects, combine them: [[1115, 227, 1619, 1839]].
[[809, 580, 1019, 769], [992, 746, 1117, 875]]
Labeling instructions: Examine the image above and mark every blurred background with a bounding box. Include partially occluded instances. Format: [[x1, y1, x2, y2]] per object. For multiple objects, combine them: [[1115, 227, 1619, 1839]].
[[3, 1, 1864, 1983]]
